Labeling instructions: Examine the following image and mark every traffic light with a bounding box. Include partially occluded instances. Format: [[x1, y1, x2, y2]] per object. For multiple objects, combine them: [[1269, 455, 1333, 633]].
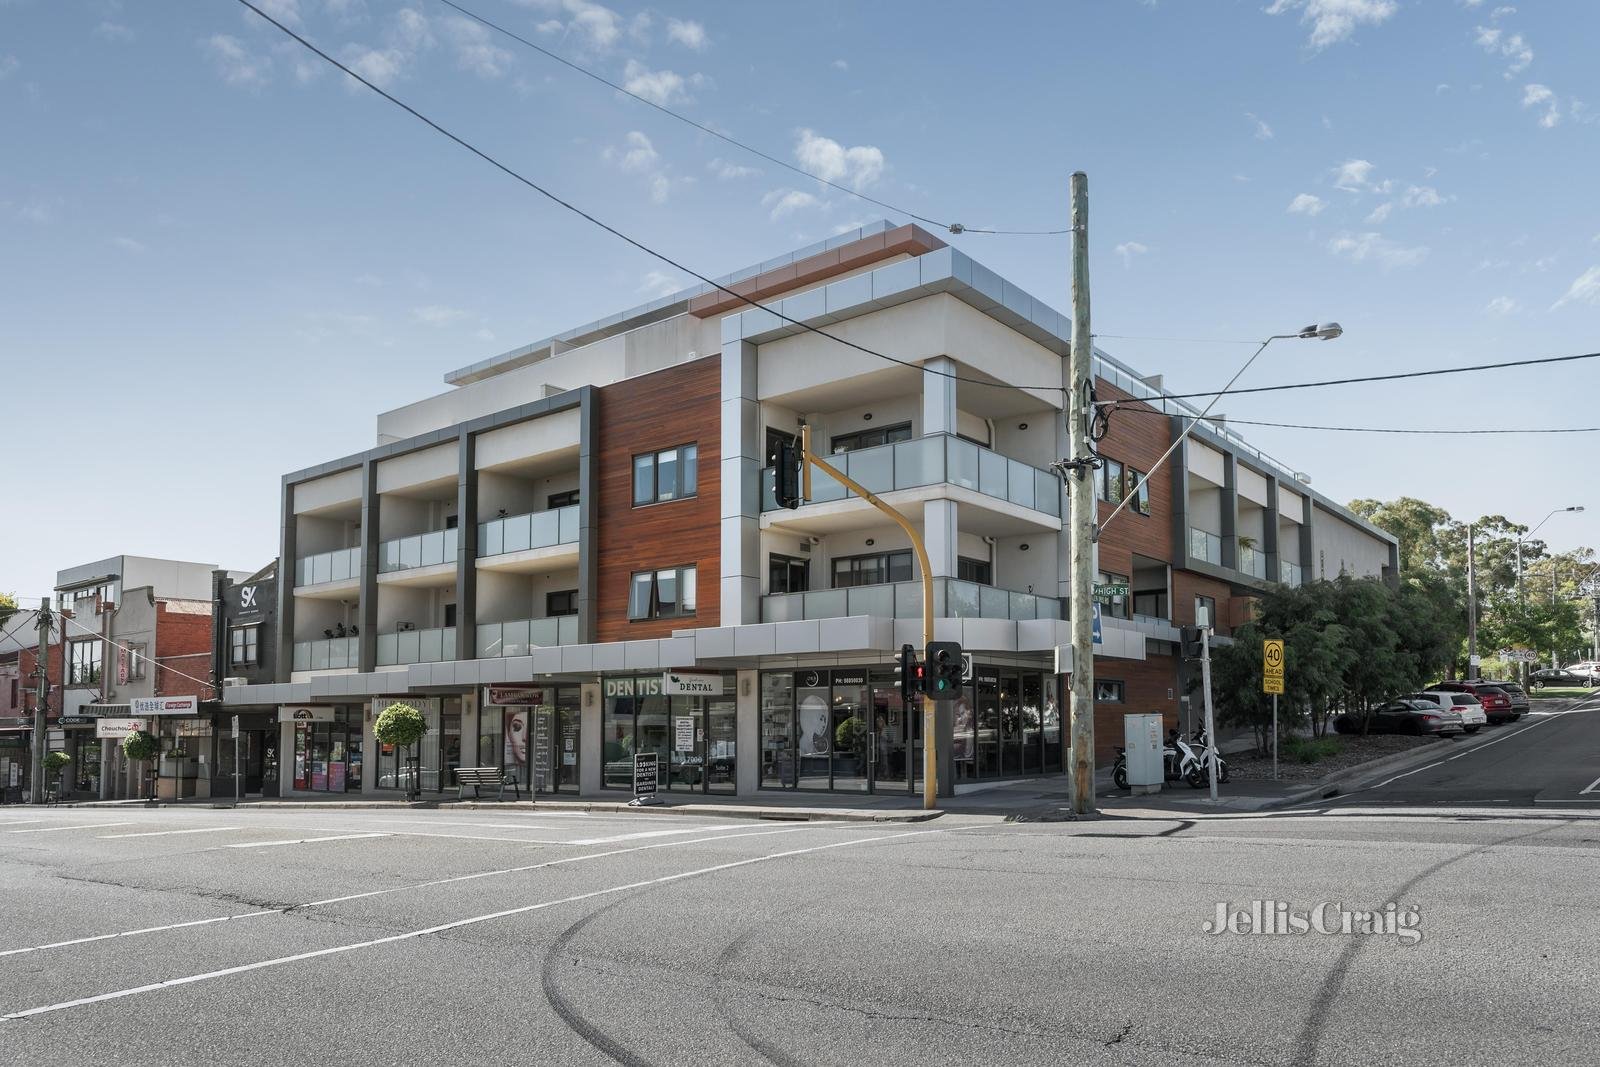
[[1180, 626, 1204, 660], [772, 440, 802, 510], [923, 641, 964, 699], [893, 643, 923, 706]]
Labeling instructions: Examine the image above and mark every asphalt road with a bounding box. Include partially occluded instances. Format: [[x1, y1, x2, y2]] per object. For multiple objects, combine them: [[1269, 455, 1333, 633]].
[[1, 711, 1597, 1066]]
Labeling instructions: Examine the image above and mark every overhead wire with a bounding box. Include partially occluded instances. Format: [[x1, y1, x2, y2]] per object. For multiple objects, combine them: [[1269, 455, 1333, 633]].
[[1108, 405, 1600, 435], [429, 0, 1068, 236], [237, 1, 1072, 396]]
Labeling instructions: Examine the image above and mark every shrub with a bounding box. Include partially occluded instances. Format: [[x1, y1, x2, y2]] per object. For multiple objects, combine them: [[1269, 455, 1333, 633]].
[[1282, 736, 1342, 764], [122, 731, 160, 762], [43, 751, 70, 773], [374, 702, 427, 748]]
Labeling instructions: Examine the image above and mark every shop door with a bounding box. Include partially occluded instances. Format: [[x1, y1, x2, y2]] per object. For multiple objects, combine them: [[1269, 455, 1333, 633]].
[[667, 699, 704, 792], [706, 698, 736, 794], [442, 712, 462, 792], [869, 686, 911, 794], [555, 694, 580, 793]]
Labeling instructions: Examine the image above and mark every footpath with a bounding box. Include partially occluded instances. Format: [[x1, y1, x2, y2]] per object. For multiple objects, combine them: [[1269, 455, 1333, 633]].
[[58, 702, 1583, 824]]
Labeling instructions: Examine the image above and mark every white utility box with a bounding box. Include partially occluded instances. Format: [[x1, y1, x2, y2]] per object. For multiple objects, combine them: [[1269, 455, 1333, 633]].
[[1123, 712, 1164, 794]]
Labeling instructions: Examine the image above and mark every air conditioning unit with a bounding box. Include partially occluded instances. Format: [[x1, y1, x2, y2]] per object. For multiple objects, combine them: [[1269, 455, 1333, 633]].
[[223, 677, 248, 688]]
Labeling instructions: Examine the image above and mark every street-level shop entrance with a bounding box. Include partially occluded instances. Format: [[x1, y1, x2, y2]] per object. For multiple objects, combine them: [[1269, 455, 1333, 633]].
[[602, 674, 735, 794], [481, 685, 580, 794]]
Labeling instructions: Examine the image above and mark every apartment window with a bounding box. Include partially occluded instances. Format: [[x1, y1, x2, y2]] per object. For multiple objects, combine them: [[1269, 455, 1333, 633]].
[[768, 555, 810, 595], [1096, 458, 1124, 505], [633, 445, 698, 506], [628, 566, 697, 620], [68, 640, 102, 685], [126, 642, 148, 680], [1195, 595, 1217, 629], [1127, 468, 1151, 515], [957, 556, 993, 585], [546, 590, 578, 617], [832, 550, 914, 589], [548, 489, 580, 509], [443, 604, 457, 628], [228, 628, 258, 668], [830, 422, 911, 454], [1095, 680, 1125, 704]]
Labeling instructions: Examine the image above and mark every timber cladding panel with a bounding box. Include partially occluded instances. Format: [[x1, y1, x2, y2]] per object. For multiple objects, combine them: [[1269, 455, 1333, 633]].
[[594, 355, 722, 642], [1091, 377, 1175, 577], [1088, 653, 1181, 762]]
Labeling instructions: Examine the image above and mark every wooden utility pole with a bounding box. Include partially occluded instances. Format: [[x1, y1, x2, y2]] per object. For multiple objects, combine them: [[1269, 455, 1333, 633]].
[[30, 598, 51, 805], [1067, 172, 1097, 815]]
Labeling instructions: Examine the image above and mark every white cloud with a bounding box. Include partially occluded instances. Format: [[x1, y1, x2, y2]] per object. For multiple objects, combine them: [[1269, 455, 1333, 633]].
[[527, 0, 621, 51], [534, 19, 562, 34], [251, 0, 303, 27], [762, 188, 822, 220], [1484, 296, 1521, 315], [832, 58, 848, 71], [1401, 184, 1446, 207], [666, 18, 707, 50], [344, 46, 406, 87], [95, 21, 134, 42], [1364, 202, 1393, 223], [1247, 112, 1273, 140], [111, 236, 146, 254], [1327, 231, 1428, 268], [1287, 193, 1325, 216], [1552, 266, 1600, 309], [708, 157, 759, 180], [17, 195, 61, 225], [0, 55, 17, 79], [474, 327, 496, 342], [1491, 6, 1517, 18], [442, 16, 513, 78], [1475, 24, 1532, 75], [1264, 0, 1397, 49], [1114, 241, 1149, 267], [413, 305, 469, 326], [638, 270, 683, 298], [202, 34, 272, 88], [1332, 158, 1375, 191], [622, 59, 690, 105], [1522, 83, 1560, 127], [393, 8, 435, 52], [794, 129, 884, 190], [605, 130, 658, 172]]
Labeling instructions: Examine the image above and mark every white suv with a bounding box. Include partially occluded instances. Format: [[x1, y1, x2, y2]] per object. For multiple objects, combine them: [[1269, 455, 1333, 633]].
[[1409, 691, 1486, 733]]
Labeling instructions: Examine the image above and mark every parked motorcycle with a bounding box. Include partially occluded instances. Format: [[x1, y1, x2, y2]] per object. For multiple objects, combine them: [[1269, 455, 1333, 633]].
[[1179, 729, 1229, 788]]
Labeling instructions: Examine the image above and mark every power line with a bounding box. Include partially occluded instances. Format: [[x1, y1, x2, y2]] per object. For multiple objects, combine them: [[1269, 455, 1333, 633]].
[[1091, 333, 1260, 345], [236, 1, 1066, 396], [1111, 350, 1600, 404], [1112, 406, 1600, 435], [57, 612, 217, 696], [430, 0, 1067, 237]]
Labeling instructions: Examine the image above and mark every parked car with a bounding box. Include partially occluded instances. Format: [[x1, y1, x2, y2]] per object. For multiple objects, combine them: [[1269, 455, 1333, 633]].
[[1334, 699, 1464, 736], [1494, 681, 1531, 717], [1408, 691, 1487, 733], [1530, 667, 1599, 688], [1431, 681, 1516, 724]]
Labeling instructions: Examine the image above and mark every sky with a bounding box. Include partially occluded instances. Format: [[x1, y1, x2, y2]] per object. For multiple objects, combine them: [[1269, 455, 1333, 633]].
[[2, 0, 1598, 601]]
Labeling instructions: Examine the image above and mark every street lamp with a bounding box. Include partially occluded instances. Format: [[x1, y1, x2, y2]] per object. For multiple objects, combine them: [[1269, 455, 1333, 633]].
[[1517, 505, 1585, 602]]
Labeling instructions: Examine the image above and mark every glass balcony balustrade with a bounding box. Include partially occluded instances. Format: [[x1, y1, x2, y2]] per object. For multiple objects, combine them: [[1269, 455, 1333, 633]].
[[378, 528, 460, 574], [294, 547, 360, 587], [375, 626, 456, 666], [474, 616, 582, 658], [1188, 527, 1224, 566], [291, 635, 359, 672], [477, 505, 580, 558], [761, 577, 1063, 623]]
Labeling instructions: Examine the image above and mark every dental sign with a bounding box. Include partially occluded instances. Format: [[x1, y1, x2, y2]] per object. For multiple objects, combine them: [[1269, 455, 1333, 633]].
[[661, 671, 725, 696]]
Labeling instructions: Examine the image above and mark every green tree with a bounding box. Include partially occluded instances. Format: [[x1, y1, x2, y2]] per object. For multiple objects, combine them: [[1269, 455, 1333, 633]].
[[374, 702, 428, 798], [0, 592, 17, 633]]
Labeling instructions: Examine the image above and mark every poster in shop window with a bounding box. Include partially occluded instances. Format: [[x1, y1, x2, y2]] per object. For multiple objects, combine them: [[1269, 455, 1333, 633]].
[[503, 709, 529, 781], [328, 761, 345, 793]]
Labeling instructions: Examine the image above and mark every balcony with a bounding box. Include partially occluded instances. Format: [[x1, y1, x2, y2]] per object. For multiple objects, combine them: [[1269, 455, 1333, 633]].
[[1280, 559, 1305, 587], [476, 505, 580, 572], [294, 547, 360, 594], [474, 616, 581, 658], [1188, 527, 1223, 566], [292, 636, 359, 672], [1238, 543, 1268, 580], [762, 434, 1060, 519], [377, 528, 459, 586], [762, 577, 1063, 623], [376, 626, 456, 666]]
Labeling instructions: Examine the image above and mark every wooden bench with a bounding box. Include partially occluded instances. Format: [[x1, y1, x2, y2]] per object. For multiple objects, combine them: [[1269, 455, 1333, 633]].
[[455, 767, 522, 802]]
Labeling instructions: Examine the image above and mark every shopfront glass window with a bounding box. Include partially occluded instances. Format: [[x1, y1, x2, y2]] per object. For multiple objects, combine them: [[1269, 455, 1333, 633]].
[[667, 696, 704, 791], [479, 710, 502, 769], [556, 688, 580, 791], [975, 675, 1001, 777], [603, 695, 637, 790], [1043, 676, 1063, 772], [795, 677, 831, 790], [952, 685, 976, 782], [502, 708, 530, 786], [1022, 675, 1043, 773], [830, 683, 869, 792], [761, 672, 796, 789], [1000, 673, 1023, 775]]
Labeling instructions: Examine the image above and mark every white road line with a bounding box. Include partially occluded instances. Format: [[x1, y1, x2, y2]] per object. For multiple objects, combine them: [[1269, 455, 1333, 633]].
[[0, 823, 830, 961], [225, 833, 390, 849], [6, 822, 134, 835], [1580, 774, 1600, 796], [1364, 715, 1564, 792], [0, 826, 938, 1021], [570, 824, 745, 845], [98, 827, 242, 840]]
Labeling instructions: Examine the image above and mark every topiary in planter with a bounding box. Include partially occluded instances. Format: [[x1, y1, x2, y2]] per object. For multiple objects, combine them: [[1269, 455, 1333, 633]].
[[122, 730, 159, 762], [374, 702, 427, 798], [43, 751, 70, 774]]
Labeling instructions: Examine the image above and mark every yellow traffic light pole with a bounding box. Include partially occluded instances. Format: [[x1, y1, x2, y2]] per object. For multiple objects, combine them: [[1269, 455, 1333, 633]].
[[800, 425, 938, 810]]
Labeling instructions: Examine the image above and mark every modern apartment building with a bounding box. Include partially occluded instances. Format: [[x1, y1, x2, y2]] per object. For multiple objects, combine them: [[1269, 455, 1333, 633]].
[[222, 221, 1397, 800]]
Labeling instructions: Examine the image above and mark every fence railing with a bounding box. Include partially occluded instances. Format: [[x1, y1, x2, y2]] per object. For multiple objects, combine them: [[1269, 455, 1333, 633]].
[[477, 505, 580, 558], [761, 577, 1062, 623], [1188, 527, 1223, 565]]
